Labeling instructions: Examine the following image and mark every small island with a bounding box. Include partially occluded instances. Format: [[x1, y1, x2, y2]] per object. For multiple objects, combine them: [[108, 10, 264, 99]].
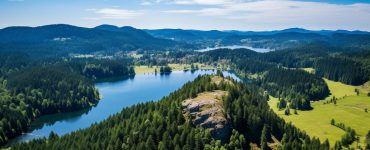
[[159, 65, 172, 75]]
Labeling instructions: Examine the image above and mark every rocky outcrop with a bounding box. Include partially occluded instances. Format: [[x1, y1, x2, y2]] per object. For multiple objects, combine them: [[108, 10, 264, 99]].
[[182, 90, 231, 141]]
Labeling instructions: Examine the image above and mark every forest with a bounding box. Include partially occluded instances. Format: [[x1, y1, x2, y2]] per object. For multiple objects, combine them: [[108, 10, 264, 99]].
[[0, 53, 134, 146], [12, 75, 330, 150], [314, 57, 369, 85], [259, 68, 329, 110]]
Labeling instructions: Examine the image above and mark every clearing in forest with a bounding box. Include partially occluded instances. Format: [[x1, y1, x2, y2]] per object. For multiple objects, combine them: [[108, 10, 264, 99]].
[[268, 77, 370, 148]]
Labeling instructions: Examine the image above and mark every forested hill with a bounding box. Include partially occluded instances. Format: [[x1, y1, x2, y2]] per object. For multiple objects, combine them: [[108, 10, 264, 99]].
[[0, 24, 192, 57], [12, 75, 330, 150], [260, 68, 330, 110]]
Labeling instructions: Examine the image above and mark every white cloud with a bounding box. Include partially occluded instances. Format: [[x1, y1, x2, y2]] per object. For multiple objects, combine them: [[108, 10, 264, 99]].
[[160, 0, 370, 30], [141, 1, 153, 5], [86, 8, 143, 20], [164, 0, 370, 19], [164, 8, 237, 16], [173, 0, 233, 5], [140, 0, 166, 5]]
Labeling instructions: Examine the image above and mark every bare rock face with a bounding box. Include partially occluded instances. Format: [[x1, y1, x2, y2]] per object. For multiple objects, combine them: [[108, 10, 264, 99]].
[[182, 90, 231, 141]]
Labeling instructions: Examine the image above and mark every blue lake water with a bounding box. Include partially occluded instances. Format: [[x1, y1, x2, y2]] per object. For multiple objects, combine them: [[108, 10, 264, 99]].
[[195, 45, 273, 53], [9, 70, 239, 145]]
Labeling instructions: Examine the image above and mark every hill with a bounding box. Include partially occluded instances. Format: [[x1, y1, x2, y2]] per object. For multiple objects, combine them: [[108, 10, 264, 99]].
[[0, 24, 192, 57]]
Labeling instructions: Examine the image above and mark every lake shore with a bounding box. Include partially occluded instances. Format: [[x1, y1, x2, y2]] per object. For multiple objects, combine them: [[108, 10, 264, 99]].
[[134, 63, 215, 74]]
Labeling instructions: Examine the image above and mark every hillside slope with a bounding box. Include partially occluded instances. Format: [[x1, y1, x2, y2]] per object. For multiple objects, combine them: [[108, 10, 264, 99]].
[[0, 24, 191, 57]]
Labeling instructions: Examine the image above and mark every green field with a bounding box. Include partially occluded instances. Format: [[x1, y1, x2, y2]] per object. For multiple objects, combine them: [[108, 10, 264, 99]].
[[268, 78, 370, 148], [134, 65, 159, 74]]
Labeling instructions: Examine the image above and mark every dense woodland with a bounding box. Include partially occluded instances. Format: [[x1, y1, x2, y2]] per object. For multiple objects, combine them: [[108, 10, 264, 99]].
[[0, 66, 99, 145], [314, 57, 369, 85], [0, 52, 30, 77], [259, 68, 329, 110], [0, 53, 134, 146], [12, 75, 330, 150], [58, 58, 135, 80], [201, 48, 275, 74]]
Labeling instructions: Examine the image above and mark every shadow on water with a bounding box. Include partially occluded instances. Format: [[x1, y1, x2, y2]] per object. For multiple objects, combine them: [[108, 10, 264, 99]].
[[6, 107, 92, 146], [159, 72, 172, 75], [29, 108, 91, 131]]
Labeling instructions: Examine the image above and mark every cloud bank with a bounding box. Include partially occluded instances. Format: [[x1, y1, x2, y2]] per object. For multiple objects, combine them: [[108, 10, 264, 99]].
[[86, 8, 143, 20]]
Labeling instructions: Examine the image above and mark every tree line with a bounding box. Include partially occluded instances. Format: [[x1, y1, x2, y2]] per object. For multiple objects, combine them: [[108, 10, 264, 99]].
[[259, 68, 329, 110], [314, 57, 369, 85]]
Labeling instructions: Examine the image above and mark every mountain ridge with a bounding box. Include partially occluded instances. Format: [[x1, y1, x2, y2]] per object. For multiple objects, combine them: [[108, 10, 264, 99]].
[[0, 24, 192, 57]]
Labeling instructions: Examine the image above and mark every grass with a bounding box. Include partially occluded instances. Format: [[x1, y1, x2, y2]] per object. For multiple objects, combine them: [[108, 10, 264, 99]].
[[323, 78, 357, 100], [211, 76, 233, 85], [303, 68, 316, 74], [268, 78, 370, 148], [127, 52, 143, 59], [134, 66, 159, 74], [357, 81, 370, 95], [134, 63, 215, 74]]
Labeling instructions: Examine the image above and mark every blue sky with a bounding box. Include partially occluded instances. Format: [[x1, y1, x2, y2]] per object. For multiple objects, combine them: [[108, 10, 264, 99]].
[[1, 0, 370, 31]]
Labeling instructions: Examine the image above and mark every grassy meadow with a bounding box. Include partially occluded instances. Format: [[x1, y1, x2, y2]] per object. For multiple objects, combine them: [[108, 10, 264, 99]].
[[268, 76, 370, 148]]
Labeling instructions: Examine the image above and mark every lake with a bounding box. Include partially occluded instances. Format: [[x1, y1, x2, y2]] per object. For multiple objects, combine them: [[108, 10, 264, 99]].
[[195, 45, 273, 53], [8, 70, 239, 145]]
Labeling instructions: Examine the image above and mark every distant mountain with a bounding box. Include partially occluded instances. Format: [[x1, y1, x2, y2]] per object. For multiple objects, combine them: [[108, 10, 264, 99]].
[[94, 24, 121, 32], [145, 28, 370, 50], [0, 24, 192, 57], [144, 29, 232, 41], [1, 24, 369, 56], [146, 28, 369, 38], [95, 25, 153, 39], [225, 28, 370, 36]]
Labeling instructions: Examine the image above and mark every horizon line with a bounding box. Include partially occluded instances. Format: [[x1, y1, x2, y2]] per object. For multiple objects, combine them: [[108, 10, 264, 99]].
[[1, 23, 370, 33]]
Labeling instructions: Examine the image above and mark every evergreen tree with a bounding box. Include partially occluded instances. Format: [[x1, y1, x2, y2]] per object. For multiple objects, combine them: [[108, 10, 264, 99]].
[[146, 135, 156, 150], [261, 125, 269, 150], [331, 119, 335, 125], [284, 106, 291, 115], [365, 131, 370, 150]]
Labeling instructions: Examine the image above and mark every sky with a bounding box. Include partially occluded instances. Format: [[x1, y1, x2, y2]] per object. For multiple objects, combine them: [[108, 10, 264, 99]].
[[0, 0, 370, 31]]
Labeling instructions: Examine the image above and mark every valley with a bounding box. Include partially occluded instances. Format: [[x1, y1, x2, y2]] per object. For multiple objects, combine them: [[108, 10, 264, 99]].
[[2, 0, 370, 149], [0, 24, 370, 150]]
